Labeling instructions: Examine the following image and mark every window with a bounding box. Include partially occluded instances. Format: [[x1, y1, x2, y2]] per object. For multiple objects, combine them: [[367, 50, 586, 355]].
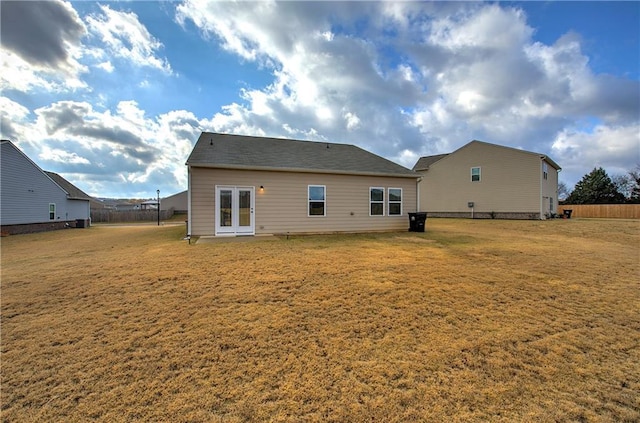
[[388, 188, 402, 216], [370, 187, 384, 216], [471, 167, 481, 182], [308, 185, 326, 216], [49, 203, 55, 220], [543, 162, 548, 180]]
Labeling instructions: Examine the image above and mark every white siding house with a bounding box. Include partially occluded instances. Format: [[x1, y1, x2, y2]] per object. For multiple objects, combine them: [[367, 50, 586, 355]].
[[1, 140, 92, 234]]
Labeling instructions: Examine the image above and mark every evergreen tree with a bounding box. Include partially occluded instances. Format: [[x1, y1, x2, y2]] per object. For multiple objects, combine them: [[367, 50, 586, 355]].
[[565, 167, 626, 204]]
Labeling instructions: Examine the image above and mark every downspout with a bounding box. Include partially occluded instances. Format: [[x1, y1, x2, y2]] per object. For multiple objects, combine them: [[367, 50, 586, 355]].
[[556, 168, 562, 212], [416, 176, 422, 212], [539, 159, 544, 220], [187, 166, 192, 236]]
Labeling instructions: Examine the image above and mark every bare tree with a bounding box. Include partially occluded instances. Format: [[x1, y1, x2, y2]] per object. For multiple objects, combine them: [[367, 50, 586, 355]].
[[612, 173, 632, 199], [558, 181, 570, 202], [628, 165, 640, 203]]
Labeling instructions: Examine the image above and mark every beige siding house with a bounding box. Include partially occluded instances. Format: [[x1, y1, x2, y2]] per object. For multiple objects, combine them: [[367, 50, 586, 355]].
[[187, 133, 419, 236], [161, 190, 187, 213], [413, 140, 561, 219]]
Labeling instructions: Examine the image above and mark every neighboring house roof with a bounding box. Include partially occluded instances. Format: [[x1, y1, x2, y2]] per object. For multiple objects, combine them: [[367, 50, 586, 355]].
[[163, 190, 187, 201], [44, 171, 93, 201], [413, 140, 561, 171], [186, 132, 418, 178], [1, 140, 93, 201], [412, 154, 449, 171]]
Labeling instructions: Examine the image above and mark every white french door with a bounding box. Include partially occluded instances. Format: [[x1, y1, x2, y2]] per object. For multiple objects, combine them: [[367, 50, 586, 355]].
[[215, 186, 255, 236]]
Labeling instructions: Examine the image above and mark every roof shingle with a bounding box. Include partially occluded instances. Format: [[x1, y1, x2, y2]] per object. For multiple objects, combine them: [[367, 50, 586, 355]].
[[186, 133, 418, 178], [412, 154, 449, 171], [44, 171, 93, 201]]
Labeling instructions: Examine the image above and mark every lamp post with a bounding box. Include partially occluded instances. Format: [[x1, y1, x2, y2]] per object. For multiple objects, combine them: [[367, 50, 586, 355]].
[[156, 189, 160, 226]]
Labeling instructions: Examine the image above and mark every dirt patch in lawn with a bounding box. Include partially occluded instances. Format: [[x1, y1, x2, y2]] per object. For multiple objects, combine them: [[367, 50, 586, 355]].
[[1, 219, 639, 422]]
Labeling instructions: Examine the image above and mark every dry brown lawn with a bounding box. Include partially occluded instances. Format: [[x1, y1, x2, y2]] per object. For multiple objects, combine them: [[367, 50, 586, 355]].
[[1, 218, 639, 422]]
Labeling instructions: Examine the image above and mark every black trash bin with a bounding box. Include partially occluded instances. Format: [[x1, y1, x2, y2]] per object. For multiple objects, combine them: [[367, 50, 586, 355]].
[[563, 209, 573, 219], [408, 212, 427, 232]]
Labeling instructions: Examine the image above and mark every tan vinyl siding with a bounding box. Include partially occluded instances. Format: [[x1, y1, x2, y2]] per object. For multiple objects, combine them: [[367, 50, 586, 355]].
[[541, 159, 559, 214], [190, 167, 417, 236], [419, 142, 549, 215], [161, 190, 187, 212]]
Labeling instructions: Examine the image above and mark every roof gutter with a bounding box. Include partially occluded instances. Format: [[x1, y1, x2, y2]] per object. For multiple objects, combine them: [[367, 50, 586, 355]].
[[540, 155, 561, 171], [185, 163, 420, 179]]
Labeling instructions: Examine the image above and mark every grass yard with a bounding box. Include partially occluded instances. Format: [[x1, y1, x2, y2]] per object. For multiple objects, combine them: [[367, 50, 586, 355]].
[[1, 218, 639, 422]]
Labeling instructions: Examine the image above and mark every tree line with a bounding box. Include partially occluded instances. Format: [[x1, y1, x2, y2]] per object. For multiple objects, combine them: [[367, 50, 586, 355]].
[[559, 166, 640, 204]]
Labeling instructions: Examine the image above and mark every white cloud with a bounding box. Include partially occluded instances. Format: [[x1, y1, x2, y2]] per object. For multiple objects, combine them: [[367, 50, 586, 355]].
[[1, 1, 174, 96], [1, 50, 73, 92], [6, 100, 205, 197], [2, 1, 638, 197], [552, 124, 640, 177], [39, 147, 91, 165], [0, 96, 30, 122], [429, 4, 532, 51], [86, 5, 171, 74], [0, 0, 88, 94], [0, 96, 46, 150], [343, 111, 361, 131], [96, 61, 114, 73], [175, 0, 426, 159], [174, 1, 638, 188]]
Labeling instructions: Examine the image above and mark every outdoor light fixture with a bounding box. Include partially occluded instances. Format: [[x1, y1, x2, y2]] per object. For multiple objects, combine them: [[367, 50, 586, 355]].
[[259, 185, 264, 192], [157, 189, 160, 226]]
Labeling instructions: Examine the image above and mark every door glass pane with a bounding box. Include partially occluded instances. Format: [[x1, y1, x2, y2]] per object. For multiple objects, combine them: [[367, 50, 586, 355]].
[[239, 190, 251, 227], [220, 190, 232, 227]]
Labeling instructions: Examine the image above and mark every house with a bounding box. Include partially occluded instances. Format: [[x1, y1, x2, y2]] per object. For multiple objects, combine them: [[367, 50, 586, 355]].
[[413, 140, 561, 219], [161, 190, 187, 214], [1, 140, 92, 234], [186, 133, 420, 236], [139, 200, 159, 210]]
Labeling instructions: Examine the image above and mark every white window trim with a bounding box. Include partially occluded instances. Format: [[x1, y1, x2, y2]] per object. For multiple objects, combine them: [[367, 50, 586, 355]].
[[369, 187, 385, 216], [49, 203, 56, 220], [388, 187, 403, 216], [471, 166, 481, 182], [308, 185, 326, 217]]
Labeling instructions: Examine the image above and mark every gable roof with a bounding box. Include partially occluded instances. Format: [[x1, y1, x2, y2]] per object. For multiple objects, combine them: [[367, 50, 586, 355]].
[[2, 140, 94, 203], [413, 140, 561, 171], [466, 140, 562, 170], [412, 154, 449, 171], [44, 171, 93, 201], [186, 133, 419, 178]]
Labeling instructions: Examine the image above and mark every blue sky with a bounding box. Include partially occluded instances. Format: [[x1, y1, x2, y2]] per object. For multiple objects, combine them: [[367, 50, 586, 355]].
[[1, 1, 638, 198]]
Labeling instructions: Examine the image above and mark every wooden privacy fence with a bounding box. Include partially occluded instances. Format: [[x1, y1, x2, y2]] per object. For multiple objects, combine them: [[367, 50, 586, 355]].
[[91, 208, 175, 223], [558, 204, 640, 219]]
